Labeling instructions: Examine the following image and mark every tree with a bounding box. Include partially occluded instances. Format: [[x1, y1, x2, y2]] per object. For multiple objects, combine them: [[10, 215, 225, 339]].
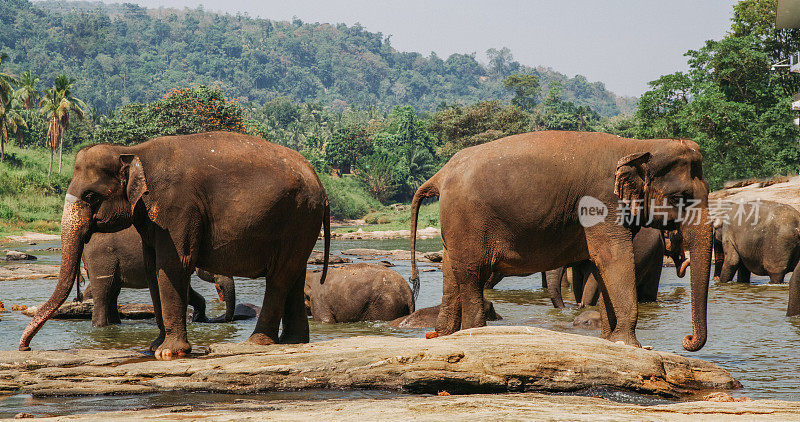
[[503, 74, 540, 111], [432, 101, 530, 157], [324, 123, 372, 174], [14, 70, 38, 146], [40, 76, 86, 176], [51, 75, 87, 173], [0, 96, 27, 160], [16, 70, 39, 110], [635, 14, 800, 189], [540, 82, 600, 131], [0, 53, 18, 106]]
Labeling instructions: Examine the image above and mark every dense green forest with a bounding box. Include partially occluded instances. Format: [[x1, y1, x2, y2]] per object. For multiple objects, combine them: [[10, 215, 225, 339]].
[[0, 0, 633, 115], [0, 0, 799, 234]]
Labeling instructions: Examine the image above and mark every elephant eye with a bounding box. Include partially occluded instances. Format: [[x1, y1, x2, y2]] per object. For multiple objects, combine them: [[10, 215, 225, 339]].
[[82, 191, 103, 206]]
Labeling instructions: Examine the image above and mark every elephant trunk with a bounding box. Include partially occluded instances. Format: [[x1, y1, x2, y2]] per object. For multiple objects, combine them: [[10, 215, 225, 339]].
[[19, 195, 91, 351], [681, 208, 712, 352], [677, 258, 690, 278]]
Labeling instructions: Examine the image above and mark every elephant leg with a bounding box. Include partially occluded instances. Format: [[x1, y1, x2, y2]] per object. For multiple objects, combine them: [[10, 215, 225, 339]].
[[188, 285, 208, 323], [250, 265, 294, 345], [718, 251, 740, 283], [735, 265, 751, 284], [637, 262, 662, 303], [787, 260, 800, 316], [151, 234, 193, 359], [581, 274, 600, 307], [546, 268, 566, 308], [768, 271, 786, 284], [459, 268, 488, 330], [586, 226, 640, 347], [436, 250, 462, 336], [279, 269, 310, 344], [89, 262, 121, 327], [143, 244, 165, 352]]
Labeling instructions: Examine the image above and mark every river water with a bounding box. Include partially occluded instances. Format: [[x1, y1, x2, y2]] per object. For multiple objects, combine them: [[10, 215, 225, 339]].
[[0, 237, 798, 416]]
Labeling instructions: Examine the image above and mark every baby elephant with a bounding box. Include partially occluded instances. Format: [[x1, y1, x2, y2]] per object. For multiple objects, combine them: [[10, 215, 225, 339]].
[[389, 302, 501, 328], [80, 227, 236, 326], [304, 263, 414, 323]]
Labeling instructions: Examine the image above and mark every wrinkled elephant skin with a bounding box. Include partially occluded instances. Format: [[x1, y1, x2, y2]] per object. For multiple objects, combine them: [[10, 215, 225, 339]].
[[20, 131, 331, 357], [410, 131, 713, 351]]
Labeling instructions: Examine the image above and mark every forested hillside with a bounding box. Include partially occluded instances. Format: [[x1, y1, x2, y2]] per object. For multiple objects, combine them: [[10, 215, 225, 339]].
[[0, 0, 633, 115]]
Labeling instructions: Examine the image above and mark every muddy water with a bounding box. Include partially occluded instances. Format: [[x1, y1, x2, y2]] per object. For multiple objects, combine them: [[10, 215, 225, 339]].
[[0, 237, 798, 411]]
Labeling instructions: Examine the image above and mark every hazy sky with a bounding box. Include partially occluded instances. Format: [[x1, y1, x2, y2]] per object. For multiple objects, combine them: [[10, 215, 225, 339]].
[[78, 0, 739, 97]]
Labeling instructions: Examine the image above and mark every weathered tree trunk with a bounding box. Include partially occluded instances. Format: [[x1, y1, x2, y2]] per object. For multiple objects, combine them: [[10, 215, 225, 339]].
[[58, 133, 63, 173], [2, 326, 740, 398]]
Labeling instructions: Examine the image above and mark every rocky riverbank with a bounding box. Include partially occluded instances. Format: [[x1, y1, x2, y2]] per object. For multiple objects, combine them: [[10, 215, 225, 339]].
[[16, 392, 799, 421]]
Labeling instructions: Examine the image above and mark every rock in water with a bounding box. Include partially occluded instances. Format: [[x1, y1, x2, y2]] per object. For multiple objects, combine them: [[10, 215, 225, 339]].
[[118, 304, 155, 319], [5, 250, 36, 261], [233, 302, 260, 320], [423, 250, 443, 262], [22, 301, 93, 319]]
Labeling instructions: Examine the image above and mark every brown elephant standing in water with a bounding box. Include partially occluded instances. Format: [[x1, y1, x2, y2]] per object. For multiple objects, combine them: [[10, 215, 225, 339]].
[[79, 226, 236, 327], [410, 131, 713, 351], [712, 200, 800, 316], [20, 131, 330, 359]]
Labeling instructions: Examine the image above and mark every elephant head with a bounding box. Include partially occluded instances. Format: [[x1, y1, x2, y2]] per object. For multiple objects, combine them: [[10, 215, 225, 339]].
[[614, 140, 712, 352], [20, 144, 148, 351]]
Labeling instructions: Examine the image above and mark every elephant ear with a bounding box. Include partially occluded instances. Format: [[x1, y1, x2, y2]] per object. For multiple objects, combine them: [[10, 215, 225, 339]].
[[613, 152, 651, 217], [120, 154, 149, 215]]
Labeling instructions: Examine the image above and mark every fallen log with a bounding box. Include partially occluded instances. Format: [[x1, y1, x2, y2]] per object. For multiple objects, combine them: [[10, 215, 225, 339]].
[[0, 326, 739, 398]]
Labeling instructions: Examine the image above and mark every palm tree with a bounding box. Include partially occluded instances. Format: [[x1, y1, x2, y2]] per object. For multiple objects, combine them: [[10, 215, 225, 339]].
[[40, 75, 86, 175], [14, 71, 38, 147], [16, 71, 39, 109], [0, 53, 19, 106], [0, 97, 27, 161]]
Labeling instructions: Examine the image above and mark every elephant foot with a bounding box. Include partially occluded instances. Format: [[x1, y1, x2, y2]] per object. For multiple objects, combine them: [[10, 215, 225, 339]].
[[191, 313, 209, 323], [278, 332, 309, 344], [246, 332, 277, 346], [606, 331, 641, 348], [149, 332, 166, 352], [154, 338, 191, 360]]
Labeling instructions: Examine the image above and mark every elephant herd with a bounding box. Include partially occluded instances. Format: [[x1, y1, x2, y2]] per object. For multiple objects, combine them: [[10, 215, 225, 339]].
[[18, 130, 800, 360]]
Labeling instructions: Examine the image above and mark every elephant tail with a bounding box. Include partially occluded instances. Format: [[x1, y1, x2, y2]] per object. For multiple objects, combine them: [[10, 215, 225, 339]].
[[320, 197, 331, 285], [410, 174, 441, 303]]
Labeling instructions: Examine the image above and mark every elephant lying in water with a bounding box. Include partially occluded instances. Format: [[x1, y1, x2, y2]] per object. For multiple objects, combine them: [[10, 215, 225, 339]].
[[304, 263, 414, 323], [712, 200, 800, 316], [547, 228, 688, 308], [389, 302, 502, 328], [78, 226, 235, 326], [410, 131, 714, 351]]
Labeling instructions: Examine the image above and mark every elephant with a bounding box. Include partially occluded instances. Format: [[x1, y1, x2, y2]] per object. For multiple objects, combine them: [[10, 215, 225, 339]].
[[547, 228, 689, 308], [78, 226, 236, 327], [410, 131, 713, 351], [712, 200, 800, 316], [389, 302, 502, 328], [20, 131, 331, 359], [304, 263, 414, 323]]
